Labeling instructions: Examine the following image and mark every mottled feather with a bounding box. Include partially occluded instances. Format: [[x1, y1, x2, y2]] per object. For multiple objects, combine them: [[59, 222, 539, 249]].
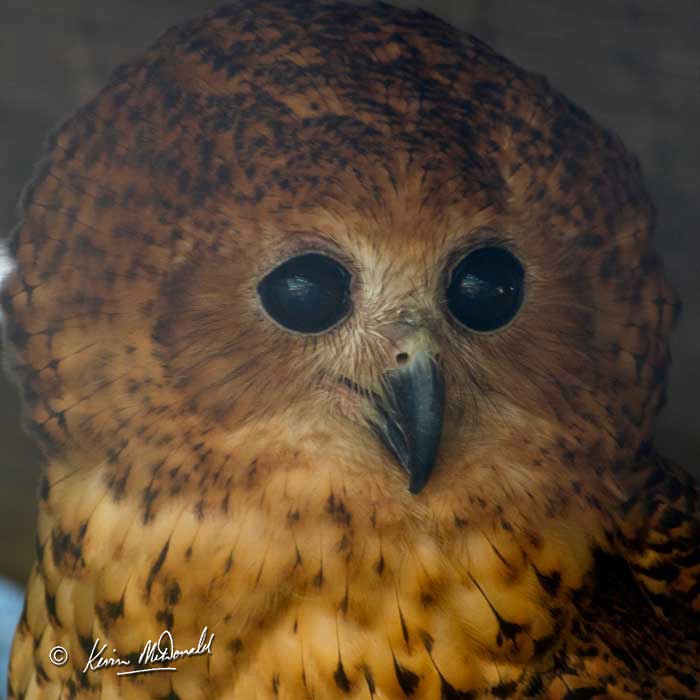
[[2, 1, 697, 699]]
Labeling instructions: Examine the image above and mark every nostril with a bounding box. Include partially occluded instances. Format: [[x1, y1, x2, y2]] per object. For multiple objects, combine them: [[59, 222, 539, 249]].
[[396, 352, 410, 365]]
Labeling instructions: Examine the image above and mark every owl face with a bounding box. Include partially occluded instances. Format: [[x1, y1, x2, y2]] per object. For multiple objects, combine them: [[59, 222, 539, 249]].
[[255, 229, 525, 494], [2, 1, 678, 523], [261, 242, 521, 479], [153, 142, 666, 507]]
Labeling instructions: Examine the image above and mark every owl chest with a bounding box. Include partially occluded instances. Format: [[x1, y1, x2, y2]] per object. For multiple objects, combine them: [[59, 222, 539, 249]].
[[39, 482, 594, 698], [152, 525, 583, 698]]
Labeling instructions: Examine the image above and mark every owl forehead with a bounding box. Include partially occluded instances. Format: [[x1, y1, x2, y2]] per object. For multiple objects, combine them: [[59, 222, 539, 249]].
[[130, 1, 647, 250], [134, 4, 500, 193]]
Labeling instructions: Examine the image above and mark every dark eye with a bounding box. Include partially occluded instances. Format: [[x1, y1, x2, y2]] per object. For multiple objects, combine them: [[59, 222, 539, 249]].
[[258, 252, 352, 333], [445, 246, 525, 332]]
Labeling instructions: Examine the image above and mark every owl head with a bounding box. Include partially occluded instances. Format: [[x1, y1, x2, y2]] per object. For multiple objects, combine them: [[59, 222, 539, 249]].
[[0, 0, 679, 530]]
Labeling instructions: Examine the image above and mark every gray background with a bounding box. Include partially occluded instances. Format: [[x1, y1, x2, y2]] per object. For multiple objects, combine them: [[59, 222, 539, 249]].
[[0, 0, 698, 584]]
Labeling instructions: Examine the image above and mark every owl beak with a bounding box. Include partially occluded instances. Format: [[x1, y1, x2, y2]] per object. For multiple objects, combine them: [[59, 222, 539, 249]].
[[372, 350, 445, 494]]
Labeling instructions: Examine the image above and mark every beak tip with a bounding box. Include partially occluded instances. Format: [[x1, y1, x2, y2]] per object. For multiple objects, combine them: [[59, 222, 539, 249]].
[[408, 477, 426, 495]]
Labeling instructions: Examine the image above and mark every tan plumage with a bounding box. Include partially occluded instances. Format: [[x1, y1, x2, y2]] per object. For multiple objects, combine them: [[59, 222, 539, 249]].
[[2, 1, 698, 698]]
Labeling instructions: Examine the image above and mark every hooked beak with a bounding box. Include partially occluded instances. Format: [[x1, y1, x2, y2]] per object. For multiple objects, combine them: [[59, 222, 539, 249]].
[[370, 350, 445, 494]]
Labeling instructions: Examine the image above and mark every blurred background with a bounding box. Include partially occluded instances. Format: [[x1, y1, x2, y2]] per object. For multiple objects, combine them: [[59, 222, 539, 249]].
[[0, 0, 698, 590]]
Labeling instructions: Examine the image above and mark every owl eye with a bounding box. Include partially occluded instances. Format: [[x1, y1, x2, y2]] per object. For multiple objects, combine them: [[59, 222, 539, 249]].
[[258, 252, 352, 334], [445, 246, 525, 332]]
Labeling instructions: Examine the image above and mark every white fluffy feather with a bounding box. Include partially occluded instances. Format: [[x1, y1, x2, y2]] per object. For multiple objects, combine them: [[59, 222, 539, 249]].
[[0, 240, 15, 324]]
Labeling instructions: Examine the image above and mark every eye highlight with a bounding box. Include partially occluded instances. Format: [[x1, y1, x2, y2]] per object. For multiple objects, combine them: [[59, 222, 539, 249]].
[[445, 246, 525, 332], [258, 252, 352, 334]]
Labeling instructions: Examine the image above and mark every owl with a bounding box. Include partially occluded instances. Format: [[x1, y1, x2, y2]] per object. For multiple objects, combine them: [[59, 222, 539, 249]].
[[2, 1, 698, 698]]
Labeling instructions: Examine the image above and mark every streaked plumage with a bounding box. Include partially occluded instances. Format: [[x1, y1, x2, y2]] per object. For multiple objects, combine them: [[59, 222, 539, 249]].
[[2, 1, 698, 698]]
